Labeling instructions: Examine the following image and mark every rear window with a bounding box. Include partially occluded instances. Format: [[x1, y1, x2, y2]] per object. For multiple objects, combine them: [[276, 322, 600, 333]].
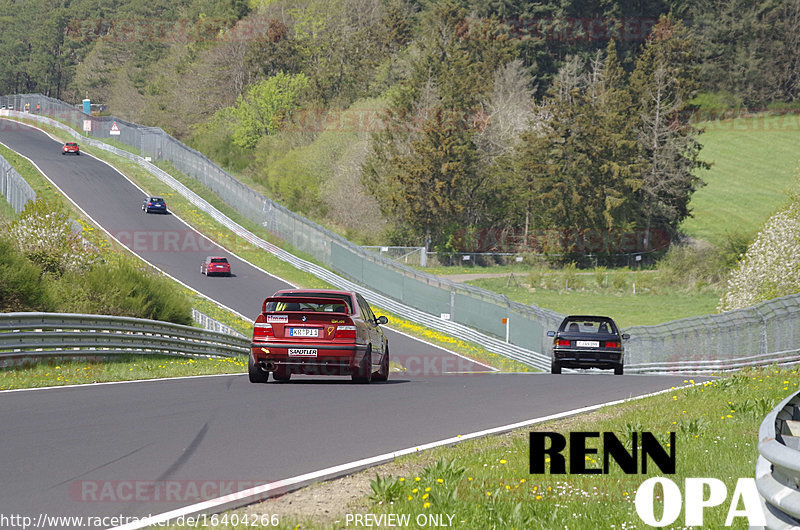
[[151, 197, 164, 203], [562, 318, 616, 334], [210, 258, 228, 263], [267, 300, 349, 313], [266, 293, 353, 314]]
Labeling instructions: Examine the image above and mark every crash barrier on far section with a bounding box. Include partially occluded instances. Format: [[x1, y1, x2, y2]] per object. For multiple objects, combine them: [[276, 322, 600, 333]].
[[756, 389, 800, 528], [624, 294, 800, 373], [0, 152, 36, 213], [0, 312, 250, 367], [3, 94, 800, 373], [191, 308, 247, 338]]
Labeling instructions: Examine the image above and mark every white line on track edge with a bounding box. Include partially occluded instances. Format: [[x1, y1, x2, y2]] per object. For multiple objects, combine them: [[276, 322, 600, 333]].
[[110, 382, 699, 530]]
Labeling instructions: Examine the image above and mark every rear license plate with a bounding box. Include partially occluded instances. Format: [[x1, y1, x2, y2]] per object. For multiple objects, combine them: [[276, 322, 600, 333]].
[[289, 328, 319, 337], [576, 340, 600, 348], [288, 349, 317, 356]]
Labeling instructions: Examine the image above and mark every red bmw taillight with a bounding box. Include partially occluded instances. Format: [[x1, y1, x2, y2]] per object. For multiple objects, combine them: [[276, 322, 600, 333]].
[[334, 325, 356, 339], [605, 341, 621, 348], [253, 322, 274, 341], [556, 339, 570, 346]]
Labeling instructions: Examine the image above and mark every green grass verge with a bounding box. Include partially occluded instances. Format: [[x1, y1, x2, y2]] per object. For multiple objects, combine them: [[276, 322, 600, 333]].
[[467, 273, 722, 328], [189, 366, 797, 530], [682, 114, 800, 246], [6, 117, 531, 375]]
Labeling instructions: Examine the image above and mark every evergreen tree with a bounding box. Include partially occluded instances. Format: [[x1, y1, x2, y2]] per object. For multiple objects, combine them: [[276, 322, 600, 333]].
[[511, 42, 641, 257], [363, 0, 515, 249], [630, 16, 707, 245]]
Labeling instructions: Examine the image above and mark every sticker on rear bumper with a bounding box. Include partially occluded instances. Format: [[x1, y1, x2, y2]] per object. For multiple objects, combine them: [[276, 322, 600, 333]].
[[288, 349, 317, 356]]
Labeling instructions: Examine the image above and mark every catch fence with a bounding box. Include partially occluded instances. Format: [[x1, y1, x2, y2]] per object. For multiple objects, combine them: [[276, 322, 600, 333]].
[[0, 152, 36, 213]]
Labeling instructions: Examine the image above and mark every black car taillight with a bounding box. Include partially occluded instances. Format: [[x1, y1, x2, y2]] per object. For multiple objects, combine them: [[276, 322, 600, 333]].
[[605, 341, 621, 348], [556, 339, 570, 346]]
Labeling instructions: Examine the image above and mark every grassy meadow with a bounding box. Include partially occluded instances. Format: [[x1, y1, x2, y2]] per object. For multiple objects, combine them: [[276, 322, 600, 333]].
[[682, 114, 800, 246]]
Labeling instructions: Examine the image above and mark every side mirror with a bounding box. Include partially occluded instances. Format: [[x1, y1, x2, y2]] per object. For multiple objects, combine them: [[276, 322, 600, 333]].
[[622, 333, 630, 340], [546, 331, 555, 337], [376, 315, 388, 325]]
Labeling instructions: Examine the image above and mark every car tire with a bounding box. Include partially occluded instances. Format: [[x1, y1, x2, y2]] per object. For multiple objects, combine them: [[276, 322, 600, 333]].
[[273, 365, 291, 382], [61, 152, 65, 155], [614, 364, 624, 376], [352, 349, 372, 384], [76, 152, 80, 155], [248, 352, 269, 383], [373, 346, 389, 382], [200, 265, 205, 275], [551, 361, 562, 374]]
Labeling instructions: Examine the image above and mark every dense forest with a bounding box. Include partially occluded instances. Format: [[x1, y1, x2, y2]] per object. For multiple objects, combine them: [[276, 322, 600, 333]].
[[2, 0, 798, 255]]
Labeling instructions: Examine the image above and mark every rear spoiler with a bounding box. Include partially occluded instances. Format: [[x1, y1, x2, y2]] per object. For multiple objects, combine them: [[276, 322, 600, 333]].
[[262, 296, 351, 315]]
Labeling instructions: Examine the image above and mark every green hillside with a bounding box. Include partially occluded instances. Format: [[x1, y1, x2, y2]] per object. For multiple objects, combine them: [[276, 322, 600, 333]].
[[681, 114, 800, 246]]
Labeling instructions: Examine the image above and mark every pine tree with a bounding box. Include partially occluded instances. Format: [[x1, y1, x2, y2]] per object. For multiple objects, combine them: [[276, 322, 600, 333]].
[[630, 15, 707, 246]]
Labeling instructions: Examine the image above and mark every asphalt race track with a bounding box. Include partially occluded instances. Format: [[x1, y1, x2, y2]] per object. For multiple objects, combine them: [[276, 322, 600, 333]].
[[0, 119, 709, 526]]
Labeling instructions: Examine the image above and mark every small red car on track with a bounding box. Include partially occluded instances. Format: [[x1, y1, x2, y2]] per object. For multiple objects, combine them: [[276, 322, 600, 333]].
[[62, 142, 80, 155], [200, 256, 231, 276], [249, 289, 389, 384]]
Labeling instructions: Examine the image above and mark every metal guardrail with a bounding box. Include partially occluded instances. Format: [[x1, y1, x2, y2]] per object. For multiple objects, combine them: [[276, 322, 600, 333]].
[[756, 389, 800, 528], [0, 312, 250, 366]]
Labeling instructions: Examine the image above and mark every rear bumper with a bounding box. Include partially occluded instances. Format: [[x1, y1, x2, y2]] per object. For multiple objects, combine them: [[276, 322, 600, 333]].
[[553, 348, 623, 368], [251, 342, 368, 375]]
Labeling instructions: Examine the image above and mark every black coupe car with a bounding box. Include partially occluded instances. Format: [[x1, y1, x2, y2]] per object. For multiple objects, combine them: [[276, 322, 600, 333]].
[[548, 315, 629, 375]]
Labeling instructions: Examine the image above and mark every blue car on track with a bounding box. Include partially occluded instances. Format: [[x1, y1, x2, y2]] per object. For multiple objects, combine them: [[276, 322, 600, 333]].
[[142, 196, 168, 214]]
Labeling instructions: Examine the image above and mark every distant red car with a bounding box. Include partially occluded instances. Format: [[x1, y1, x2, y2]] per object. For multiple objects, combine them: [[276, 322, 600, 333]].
[[249, 289, 389, 384], [200, 256, 231, 276], [62, 142, 80, 155]]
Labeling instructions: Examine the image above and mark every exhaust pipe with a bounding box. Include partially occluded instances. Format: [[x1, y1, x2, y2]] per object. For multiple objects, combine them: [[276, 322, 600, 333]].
[[263, 361, 276, 372]]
